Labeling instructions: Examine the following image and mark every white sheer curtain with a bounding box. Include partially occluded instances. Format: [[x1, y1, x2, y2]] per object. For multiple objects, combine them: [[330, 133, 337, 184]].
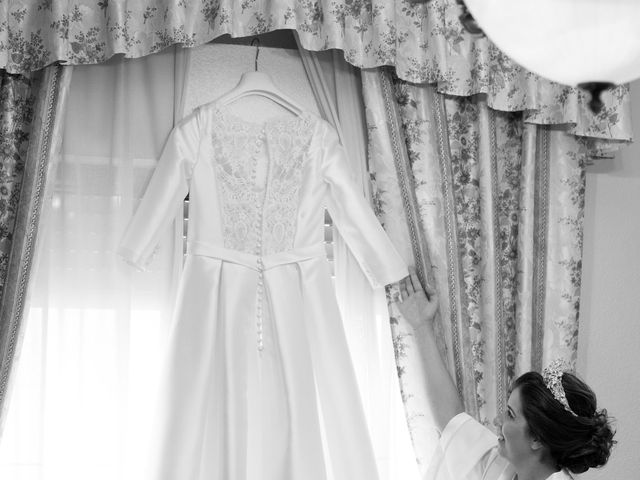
[[297, 45, 420, 480], [0, 49, 184, 480]]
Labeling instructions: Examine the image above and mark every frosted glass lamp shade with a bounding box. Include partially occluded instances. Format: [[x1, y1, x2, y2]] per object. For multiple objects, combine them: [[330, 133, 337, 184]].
[[463, 0, 640, 87]]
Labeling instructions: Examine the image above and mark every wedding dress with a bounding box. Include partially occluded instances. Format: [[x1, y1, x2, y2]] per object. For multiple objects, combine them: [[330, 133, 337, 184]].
[[118, 101, 408, 480]]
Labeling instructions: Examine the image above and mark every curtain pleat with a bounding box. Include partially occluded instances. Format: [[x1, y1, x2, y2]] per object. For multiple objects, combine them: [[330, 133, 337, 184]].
[[362, 69, 442, 476], [0, 73, 34, 297], [530, 126, 552, 373], [378, 71, 434, 295], [0, 65, 71, 435], [298, 47, 420, 480], [538, 129, 586, 369], [294, 39, 344, 144]]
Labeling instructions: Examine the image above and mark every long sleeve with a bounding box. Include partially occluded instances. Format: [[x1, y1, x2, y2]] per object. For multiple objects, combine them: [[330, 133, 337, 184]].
[[321, 122, 408, 288], [117, 109, 202, 269]]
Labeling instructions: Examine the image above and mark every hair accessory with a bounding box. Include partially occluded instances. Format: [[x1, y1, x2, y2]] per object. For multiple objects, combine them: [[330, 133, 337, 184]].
[[542, 359, 578, 416]]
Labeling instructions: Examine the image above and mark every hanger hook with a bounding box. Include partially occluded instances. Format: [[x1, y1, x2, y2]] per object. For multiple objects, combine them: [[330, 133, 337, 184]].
[[251, 37, 260, 71]]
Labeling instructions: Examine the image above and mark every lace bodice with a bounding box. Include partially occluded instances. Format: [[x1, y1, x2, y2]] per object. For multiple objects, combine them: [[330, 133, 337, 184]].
[[119, 101, 407, 289], [211, 107, 314, 255]]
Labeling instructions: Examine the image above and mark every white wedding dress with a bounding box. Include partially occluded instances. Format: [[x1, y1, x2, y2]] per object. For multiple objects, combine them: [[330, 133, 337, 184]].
[[118, 102, 408, 480]]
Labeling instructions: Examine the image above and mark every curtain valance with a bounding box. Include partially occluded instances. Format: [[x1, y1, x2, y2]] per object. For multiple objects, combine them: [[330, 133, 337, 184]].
[[0, 0, 632, 144]]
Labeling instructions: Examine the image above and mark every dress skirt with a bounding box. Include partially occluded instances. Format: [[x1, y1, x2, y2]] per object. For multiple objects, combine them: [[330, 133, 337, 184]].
[[147, 250, 380, 480]]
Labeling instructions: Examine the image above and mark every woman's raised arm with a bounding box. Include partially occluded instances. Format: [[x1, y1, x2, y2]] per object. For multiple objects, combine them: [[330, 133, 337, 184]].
[[396, 273, 464, 431]]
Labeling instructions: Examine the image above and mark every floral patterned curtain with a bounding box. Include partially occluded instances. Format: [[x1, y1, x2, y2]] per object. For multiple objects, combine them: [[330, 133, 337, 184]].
[[0, 72, 37, 431], [0, 73, 33, 286], [361, 68, 631, 478], [0, 0, 632, 130], [0, 66, 71, 434]]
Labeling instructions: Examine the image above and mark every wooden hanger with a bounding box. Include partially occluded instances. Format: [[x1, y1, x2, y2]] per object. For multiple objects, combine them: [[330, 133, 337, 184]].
[[215, 38, 304, 116]]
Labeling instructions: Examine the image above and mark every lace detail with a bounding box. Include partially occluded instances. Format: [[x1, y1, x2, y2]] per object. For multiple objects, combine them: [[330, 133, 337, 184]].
[[212, 106, 314, 255]]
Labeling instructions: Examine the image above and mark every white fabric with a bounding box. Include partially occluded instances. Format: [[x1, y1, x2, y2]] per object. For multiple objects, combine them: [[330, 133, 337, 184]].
[[185, 42, 419, 480], [118, 101, 408, 479], [296, 48, 421, 480], [0, 49, 183, 479], [331, 50, 371, 200], [427, 413, 572, 480], [295, 40, 345, 145]]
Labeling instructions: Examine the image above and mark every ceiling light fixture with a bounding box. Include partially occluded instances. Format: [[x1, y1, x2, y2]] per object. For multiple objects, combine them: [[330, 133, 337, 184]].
[[460, 0, 640, 113]]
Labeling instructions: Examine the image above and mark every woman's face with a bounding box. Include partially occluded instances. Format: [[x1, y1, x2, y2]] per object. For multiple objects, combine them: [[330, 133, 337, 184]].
[[498, 386, 536, 466]]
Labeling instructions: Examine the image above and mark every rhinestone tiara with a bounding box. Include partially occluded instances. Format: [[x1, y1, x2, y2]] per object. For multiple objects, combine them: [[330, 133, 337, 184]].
[[542, 359, 578, 416]]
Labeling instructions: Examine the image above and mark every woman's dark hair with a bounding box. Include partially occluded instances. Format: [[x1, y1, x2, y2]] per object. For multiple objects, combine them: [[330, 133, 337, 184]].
[[512, 371, 616, 474]]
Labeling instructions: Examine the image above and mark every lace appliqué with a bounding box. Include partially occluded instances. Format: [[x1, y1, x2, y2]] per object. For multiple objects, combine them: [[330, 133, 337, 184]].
[[212, 107, 314, 255]]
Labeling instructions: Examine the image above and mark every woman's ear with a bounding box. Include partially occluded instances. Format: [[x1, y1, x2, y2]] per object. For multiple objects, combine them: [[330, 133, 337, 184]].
[[530, 438, 545, 451]]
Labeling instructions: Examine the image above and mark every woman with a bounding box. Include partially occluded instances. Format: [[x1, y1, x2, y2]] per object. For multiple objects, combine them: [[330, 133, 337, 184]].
[[397, 274, 616, 480]]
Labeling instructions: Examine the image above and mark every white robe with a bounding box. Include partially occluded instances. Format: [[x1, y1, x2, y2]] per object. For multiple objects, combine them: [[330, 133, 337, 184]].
[[118, 102, 408, 480], [427, 413, 574, 480]]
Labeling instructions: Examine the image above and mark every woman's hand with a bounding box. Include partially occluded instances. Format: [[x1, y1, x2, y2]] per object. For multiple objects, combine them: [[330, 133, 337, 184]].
[[396, 271, 438, 331]]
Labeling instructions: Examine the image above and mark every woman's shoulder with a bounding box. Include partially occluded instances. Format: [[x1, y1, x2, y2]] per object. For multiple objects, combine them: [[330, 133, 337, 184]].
[[441, 412, 496, 444], [427, 413, 515, 480], [546, 470, 574, 480]]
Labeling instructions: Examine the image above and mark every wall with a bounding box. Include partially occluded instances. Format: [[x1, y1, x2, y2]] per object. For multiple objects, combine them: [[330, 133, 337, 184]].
[[579, 80, 640, 478]]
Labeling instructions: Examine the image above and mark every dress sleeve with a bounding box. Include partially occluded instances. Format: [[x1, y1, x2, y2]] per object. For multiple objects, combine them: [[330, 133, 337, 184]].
[[117, 108, 202, 269], [320, 122, 408, 288], [426, 413, 515, 480]]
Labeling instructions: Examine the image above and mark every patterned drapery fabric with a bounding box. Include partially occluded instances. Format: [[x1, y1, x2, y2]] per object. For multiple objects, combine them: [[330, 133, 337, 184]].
[[362, 68, 601, 476], [0, 74, 38, 420], [0, 73, 34, 289], [0, 66, 70, 432], [0, 0, 632, 140]]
